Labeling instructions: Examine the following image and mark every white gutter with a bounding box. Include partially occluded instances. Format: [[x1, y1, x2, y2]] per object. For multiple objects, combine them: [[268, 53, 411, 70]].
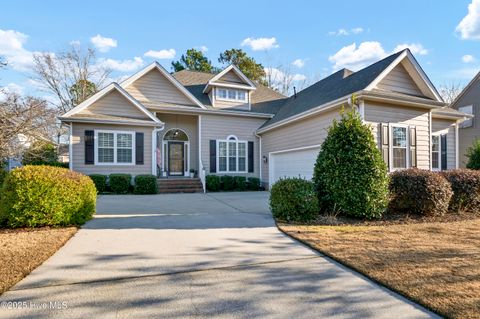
[[58, 117, 163, 127], [146, 105, 274, 119]]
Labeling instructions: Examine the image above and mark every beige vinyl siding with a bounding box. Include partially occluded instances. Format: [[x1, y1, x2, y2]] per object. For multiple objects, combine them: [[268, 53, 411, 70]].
[[218, 70, 244, 84], [78, 90, 149, 119], [71, 123, 153, 176], [156, 113, 198, 171], [200, 114, 266, 177], [364, 102, 430, 169], [214, 98, 249, 111], [432, 118, 457, 169], [260, 107, 343, 183], [376, 63, 423, 96], [125, 69, 196, 107]]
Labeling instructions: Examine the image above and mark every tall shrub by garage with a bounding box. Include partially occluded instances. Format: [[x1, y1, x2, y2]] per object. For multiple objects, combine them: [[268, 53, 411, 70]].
[[466, 139, 480, 170], [313, 107, 389, 218], [0, 165, 96, 227]]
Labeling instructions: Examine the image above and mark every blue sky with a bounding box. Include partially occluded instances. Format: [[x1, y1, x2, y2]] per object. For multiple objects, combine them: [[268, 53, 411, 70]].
[[0, 0, 479, 98]]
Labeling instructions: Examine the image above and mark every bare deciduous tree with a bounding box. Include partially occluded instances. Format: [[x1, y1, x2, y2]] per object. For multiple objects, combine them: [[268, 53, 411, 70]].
[[32, 44, 111, 113], [0, 93, 56, 162], [264, 65, 309, 96], [438, 82, 465, 104]]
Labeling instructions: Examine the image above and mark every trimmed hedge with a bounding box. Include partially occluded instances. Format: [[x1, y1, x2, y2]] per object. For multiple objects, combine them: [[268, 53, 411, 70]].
[[134, 175, 158, 194], [206, 175, 221, 192], [270, 177, 319, 222], [247, 177, 261, 190], [441, 169, 480, 213], [313, 108, 389, 218], [109, 174, 131, 194], [389, 168, 453, 216], [0, 165, 96, 227], [233, 176, 247, 191], [89, 174, 107, 193], [221, 175, 235, 191], [26, 161, 69, 168]]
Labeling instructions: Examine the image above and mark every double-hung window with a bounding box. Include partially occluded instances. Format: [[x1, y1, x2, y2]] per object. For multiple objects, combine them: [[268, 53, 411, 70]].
[[459, 105, 473, 128], [217, 136, 247, 173], [96, 130, 135, 165], [431, 134, 440, 170], [391, 125, 408, 170]]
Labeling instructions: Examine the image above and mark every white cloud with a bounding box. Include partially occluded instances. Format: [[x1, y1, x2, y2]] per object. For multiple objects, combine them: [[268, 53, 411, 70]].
[[393, 43, 428, 55], [0, 29, 35, 71], [329, 41, 388, 71], [98, 57, 144, 72], [463, 54, 475, 63], [69, 40, 81, 47], [144, 49, 176, 59], [292, 74, 307, 81], [198, 45, 208, 52], [456, 0, 480, 40], [90, 34, 117, 52], [328, 27, 364, 36], [292, 58, 306, 68], [241, 37, 279, 51], [0, 83, 24, 100]]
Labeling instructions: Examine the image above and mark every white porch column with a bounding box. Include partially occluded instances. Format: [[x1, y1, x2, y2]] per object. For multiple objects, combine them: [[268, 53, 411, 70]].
[[152, 126, 164, 176]]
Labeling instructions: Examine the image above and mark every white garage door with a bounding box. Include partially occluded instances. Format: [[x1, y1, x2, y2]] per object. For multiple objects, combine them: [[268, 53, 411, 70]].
[[270, 146, 320, 186]]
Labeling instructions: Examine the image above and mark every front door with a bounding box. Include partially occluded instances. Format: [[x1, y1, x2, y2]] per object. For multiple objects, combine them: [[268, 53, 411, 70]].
[[168, 142, 184, 176]]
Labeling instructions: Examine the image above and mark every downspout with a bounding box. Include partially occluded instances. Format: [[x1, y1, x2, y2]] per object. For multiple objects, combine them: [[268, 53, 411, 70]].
[[255, 131, 262, 186], [152, 125, 165, 177], [67, 123, 73, 170], [198, 115, 206, 193], [455, 119, 462, 169]]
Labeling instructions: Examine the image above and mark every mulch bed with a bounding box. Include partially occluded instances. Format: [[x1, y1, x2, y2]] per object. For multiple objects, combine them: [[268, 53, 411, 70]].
[[0, 227, 77, 294]]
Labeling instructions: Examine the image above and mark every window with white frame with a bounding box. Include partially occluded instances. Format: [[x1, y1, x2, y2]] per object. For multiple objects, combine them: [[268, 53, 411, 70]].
[[217, 135, 247, 173], [459, 105, 473, 128], [431, 134, 440, 170], [96, 131, 135, 165], [391, 125, 408, 169], [216, 88, 247, 102]]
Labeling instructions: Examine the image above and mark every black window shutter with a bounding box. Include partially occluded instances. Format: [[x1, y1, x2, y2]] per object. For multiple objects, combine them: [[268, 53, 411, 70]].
[[441, 134, 447, 171], [209, 140, 216, 173], [409, 126, 417, 168], [248, 141, 254, 173], [85, 130, 94, 165], [136, 132, 144, 165]]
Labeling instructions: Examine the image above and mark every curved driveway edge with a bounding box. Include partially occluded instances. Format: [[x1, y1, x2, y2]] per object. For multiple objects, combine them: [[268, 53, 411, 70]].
[[0, 192, 439, 318]]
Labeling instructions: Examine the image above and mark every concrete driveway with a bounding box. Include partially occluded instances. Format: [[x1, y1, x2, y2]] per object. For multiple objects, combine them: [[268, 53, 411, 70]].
[[1, 192, 437, 319]]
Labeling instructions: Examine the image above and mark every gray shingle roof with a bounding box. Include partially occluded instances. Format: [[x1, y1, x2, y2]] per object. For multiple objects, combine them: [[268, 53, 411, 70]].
[[173, 70, 287, 114], [261, 50, 406, 128]]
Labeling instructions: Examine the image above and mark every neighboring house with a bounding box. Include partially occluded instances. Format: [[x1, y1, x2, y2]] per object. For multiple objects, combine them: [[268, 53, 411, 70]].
[[451, 72, 480, 167], [59, 49, 470, 191]]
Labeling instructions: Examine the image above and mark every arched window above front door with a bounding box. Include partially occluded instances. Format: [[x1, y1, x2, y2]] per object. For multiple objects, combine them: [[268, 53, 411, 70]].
[[163, 129, 188, 141]]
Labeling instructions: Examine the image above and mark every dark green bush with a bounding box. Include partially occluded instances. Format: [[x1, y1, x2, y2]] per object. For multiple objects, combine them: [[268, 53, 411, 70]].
[[109, 174, 131, 194], [27, 161, 69, 168], [313, 107, 389, 219], [466, 139, 480, 170], [89, 174, 107, 193], [270, 177, 319, 222], [233, 176, 247, 191], [134, 175, 158, 194], [389, 168, 452, 216], [247, 177, 261, 190], [22, 141, 58, 165], [0, 166, 7, 188], [206, 175, 221, 192], [0, 165, 96, 227], [221, 175, 235, 191], [441, 169, 480, 213]]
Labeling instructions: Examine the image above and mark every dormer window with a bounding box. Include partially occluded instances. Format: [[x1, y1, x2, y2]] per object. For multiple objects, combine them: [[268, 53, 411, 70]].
[[216, 88, 247, 102]]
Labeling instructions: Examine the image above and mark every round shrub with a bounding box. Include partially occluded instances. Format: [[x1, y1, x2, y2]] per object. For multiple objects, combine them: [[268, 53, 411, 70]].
[[270, 177, 319, 222], [134, 175, 158, 194], [247, 177, 261, 191], [206, 175, 221, 192], [109, 174, 131, 194], [233, 176, 247, 191], [221, 175, 235, 191], [89, 174, 107, 193], [0, 165, 96, 227], [466, 139, 480, 170], [389, 168, 453, 216], [313, 107, 389, 219], [441, 169, 480, 213]]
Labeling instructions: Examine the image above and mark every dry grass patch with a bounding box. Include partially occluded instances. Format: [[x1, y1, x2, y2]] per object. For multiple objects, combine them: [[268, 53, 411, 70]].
[[279, 218, 480, 319], [0, 227, 77, 294]]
